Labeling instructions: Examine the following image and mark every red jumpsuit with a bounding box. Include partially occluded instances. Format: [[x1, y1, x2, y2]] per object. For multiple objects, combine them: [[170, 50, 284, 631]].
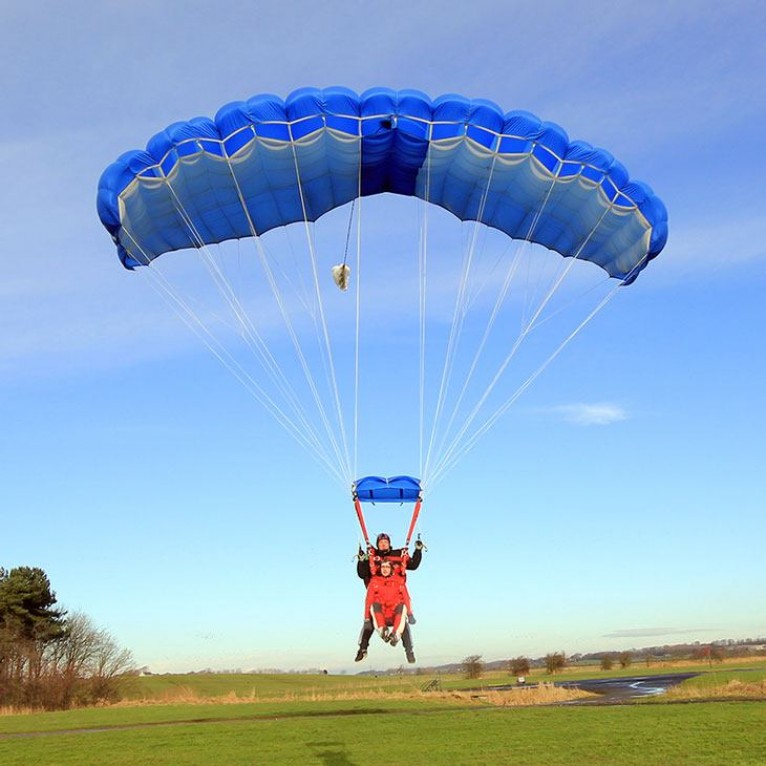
[[365, 569, 409, 640], [363, 554, 414, 616]]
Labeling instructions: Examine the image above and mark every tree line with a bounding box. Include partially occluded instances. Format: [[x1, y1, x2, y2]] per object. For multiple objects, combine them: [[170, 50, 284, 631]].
[[0, 566, 134, 710], [461, 641, 743, 679], [462, 653, 564, 679]]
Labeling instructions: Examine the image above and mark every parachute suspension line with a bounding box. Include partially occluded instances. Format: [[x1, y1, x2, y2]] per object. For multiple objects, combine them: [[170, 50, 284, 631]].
[[250, 233, 353, 478], [353, 125, 364, 480], [423, 171, 563, 484], [342, 198, 356, 270], [424, 241, 525, 485], [288, 124, 354, 484], [162, 183, 313, 413], [427, 187, 624, 486], [418, 135, 433, 481], [118, 226, 346, 488], [518, 172, 565, 331], [530, 272, 614, 333], [259, 232, 315, 317], [218, 153, 353, 482], [145, 268, 347, 488], [459, 232, 516, 316], [428, 281, 623, 488], [431, 198, 624, 484], [162, 179, 344, 477], [162, 198, 347, 484], [423, 149, 500, 481]]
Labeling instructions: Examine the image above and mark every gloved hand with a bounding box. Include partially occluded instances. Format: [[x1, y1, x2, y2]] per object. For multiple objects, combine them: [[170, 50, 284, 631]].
[[415, 539, 424, 550]]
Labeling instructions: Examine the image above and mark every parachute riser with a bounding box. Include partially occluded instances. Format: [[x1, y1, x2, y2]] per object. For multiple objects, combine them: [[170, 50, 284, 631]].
[[353, 497, 372, 549], [404, 500, 422, 549], [353, 495, 422, 554]]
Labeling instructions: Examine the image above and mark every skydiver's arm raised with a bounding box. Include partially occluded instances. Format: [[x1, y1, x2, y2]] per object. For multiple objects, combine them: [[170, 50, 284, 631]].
[[406, 549, 421, 570], [356, 547, 373, 586], [406, 540, 425, 571]]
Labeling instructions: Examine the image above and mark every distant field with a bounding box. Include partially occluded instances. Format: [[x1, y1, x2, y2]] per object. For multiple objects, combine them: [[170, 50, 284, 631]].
[[117, 656, 766, 701], [119, 670, 421, 701]]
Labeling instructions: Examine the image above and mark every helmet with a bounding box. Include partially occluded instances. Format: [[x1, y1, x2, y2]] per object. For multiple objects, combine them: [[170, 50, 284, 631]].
[[376, 533, 391, 546]]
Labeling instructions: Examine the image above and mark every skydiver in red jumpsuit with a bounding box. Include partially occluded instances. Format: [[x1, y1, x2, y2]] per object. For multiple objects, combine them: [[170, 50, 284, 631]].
[[355, 532, 424, 664], [365, 559, 409, 643]]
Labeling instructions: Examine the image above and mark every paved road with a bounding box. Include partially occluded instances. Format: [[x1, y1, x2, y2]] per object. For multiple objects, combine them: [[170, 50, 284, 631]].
[[559, 672, 700, 704], [487, 672, 700, 705]]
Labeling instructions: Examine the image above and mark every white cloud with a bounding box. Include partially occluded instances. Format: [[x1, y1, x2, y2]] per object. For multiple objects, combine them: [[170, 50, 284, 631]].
[[604, 627, 715, 639], [549, 402, 628, 426]]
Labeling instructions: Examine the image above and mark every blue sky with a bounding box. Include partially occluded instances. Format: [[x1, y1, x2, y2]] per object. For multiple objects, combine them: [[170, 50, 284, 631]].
[[2, 0, 765, 673]]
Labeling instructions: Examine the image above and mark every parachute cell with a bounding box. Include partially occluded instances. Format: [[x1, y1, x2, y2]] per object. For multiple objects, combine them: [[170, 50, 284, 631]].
[[97, 87, 668, 283]]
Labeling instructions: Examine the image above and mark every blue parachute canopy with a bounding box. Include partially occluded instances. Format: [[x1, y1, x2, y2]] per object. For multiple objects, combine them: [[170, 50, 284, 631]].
[[98, 86, 668, 284], [354, 476, 422, 503]]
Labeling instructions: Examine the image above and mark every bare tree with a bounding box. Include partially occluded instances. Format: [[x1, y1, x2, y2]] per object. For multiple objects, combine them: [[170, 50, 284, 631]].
[[618, 651, 633, 669], [509, 656, 530, 677], [544, 652, 566, 674], [693, 644, 726, 666], [48, 612, 134, 706], [463, 654, 484, 679]]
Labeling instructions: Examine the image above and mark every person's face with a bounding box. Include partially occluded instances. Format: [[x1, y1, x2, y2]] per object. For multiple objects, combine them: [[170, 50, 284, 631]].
[[380, 562, 392, 576], [378, 538, 391, 552]]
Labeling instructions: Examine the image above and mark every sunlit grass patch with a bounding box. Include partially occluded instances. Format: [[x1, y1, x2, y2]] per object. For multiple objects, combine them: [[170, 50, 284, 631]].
[[0, 706, 36, 717], [111, 680, 591, 708], [445, 682, 593, 706], [119, 671, 418, 702], [664, 678, 766, 701]]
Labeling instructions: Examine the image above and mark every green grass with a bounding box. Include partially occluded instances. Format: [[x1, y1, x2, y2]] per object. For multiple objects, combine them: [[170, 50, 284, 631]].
[[677, 666, 766, 689], [2, 661, 764, 764], [0, 699, 447, 735], [1, 700, 765, 765]]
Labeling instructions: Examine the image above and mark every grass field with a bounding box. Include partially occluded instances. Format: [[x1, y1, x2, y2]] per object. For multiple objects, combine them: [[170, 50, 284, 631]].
[[113, 656, 766, 701], [1, 699, 765, 765], [1, 660, 765, 765], [119, 670, 420, 701]]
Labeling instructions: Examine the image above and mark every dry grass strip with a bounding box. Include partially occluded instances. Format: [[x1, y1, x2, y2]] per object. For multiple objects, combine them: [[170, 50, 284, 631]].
[[664, 679, 766, 701]]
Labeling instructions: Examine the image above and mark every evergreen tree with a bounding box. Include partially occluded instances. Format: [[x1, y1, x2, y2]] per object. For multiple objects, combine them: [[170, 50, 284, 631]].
[[0, 566, 66, 642]]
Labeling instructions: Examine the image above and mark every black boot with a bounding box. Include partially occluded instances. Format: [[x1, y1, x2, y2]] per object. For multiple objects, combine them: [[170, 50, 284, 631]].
[[402, 624, 415, 663], [356, 620, 373, 661]]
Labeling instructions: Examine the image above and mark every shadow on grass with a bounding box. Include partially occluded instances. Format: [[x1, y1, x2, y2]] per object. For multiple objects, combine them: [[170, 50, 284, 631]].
[[309, 740, 358, 765]]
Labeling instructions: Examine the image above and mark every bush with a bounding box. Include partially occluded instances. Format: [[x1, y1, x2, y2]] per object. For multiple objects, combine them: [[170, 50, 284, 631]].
[[463, 655, 484, 679], [509, 656, 531, 677], [544, 653, 566, 674]]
